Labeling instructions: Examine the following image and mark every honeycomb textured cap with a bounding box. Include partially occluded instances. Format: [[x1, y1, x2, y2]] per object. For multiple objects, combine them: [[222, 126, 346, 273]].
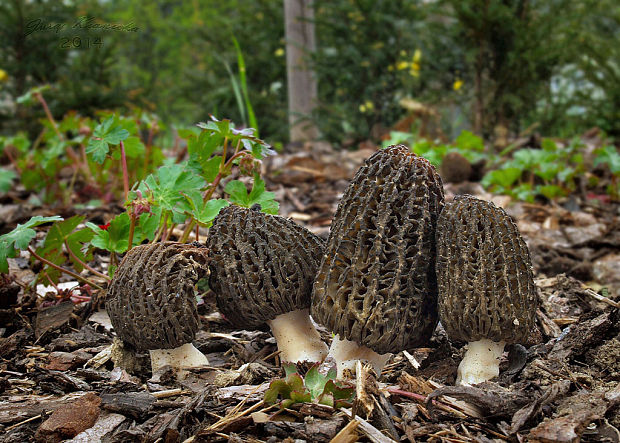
[[207, 205, 325, 329], [311, 145, 444, 354], [436, 195, 537, 344], [105, 242, 209, 352]]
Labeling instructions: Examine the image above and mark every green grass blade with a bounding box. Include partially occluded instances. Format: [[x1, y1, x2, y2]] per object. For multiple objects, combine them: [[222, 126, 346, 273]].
[[232, 36, 258, 135]]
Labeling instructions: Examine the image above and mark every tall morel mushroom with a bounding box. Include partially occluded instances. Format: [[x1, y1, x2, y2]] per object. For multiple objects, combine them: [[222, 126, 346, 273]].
[[312, 145, 444, 377], [436, 195, 537, 385], [207, 205, 328, 365], [106, 242, 210, 378]]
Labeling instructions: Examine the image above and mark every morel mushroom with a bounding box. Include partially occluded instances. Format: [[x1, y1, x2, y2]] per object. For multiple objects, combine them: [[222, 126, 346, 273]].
[[207, 205, 328, 365], [312, 145, 444, 377], [436, 195, 537, 385], [106, 242, 210, 378]]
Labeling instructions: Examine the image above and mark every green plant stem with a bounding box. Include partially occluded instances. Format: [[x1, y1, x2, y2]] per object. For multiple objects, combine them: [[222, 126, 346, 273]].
[[28, 247, 104, 291], [152, 212, 169, 243], [142, 128, 154, 180], [162, 223, 176, 242], [120, 140, 129, 200], [126, 213, 137, 252], [64, 240, 111, 281]]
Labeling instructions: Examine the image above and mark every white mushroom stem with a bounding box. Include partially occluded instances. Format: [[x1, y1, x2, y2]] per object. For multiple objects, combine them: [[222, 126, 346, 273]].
[[266, 308, 328, 364], [149, 343, 209, 379], [456, 338, 506, 385], [328, 335, 391, 379]]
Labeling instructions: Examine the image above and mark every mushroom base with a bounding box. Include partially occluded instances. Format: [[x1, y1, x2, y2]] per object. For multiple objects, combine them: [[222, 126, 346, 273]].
[[328, 335, 391, 379], [267, 309, 328, 364], [149, 343, 209, 379], [456, 339, 506, 385]]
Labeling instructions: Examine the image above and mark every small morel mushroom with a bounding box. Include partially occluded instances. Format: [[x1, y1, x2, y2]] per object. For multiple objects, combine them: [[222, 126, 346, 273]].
[[312, 145, 444, 377], [440, 152, 472, 184], [106, 242, 210, 378], [207, 205, 328, 365], [435, 195, 537, 385]]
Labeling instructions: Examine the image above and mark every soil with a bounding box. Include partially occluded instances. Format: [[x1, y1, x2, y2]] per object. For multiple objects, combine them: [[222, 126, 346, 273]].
[[0, 143, 619, 442]]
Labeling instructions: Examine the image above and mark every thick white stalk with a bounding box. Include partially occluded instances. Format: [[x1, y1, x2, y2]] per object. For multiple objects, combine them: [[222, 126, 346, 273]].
[[328, 335, 391, 378], [267, 308, 328, 364], [150, 342, 209, 379], [456, 338, 506, 385]]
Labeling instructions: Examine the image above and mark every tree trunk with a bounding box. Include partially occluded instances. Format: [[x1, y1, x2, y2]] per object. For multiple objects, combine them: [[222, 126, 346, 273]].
[[284, 0, 319, 143]]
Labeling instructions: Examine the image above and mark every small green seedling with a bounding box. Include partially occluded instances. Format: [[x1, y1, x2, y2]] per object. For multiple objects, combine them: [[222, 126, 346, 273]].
[[264, 363, 354, 409]]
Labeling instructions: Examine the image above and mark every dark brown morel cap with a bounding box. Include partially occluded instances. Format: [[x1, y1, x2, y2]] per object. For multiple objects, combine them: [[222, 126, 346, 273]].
[[311, 145, 444, 355], [436, 195, 537, 344], [207, 205, 325, 329], [105, 242, 209, 352]]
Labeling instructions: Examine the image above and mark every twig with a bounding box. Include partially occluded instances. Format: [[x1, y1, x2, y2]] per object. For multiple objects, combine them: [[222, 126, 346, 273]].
[[5, 414, 42, 431], [28, 247, 104, 291], [340, 407, 397, 443], [151, 388, 189, 399], [64, 240, 111, 281], [584, 287, 620, 308]]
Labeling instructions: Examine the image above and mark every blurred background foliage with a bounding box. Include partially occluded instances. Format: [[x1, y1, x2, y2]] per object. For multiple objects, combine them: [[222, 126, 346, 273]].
[[0, 0, 618, 145]]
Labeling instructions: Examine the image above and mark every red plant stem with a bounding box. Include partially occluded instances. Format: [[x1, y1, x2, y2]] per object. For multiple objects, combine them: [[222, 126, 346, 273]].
[[28, 247, 104, 291], [34, 92, 62, 141], [34, 91, 88, 180], [64, 240, 111, 281], [195, 224, 200, 242], [126, 213, 136, 252], [387, 388, 463, 416], [43, 271, 60, 292], [3, 146, 22, 174], [120, 140, 129, 200]]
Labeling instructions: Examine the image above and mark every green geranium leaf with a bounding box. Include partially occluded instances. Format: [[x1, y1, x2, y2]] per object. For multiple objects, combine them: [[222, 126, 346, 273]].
[[481, 168, 522, 188], [537, 184, 565, 200], [140, 164, 206, 220], [191, 199, 229, 227], [455, 130, 484, 152], [37, 216, 93, 279], [0, 168, 16, 194], [594, 145, 620, 174], [86, 213, 131, 253], [86, 116, 130, 164], [123, 137, 145, 158], [0, 215, 63, 273], [225, 177, 278, 214]]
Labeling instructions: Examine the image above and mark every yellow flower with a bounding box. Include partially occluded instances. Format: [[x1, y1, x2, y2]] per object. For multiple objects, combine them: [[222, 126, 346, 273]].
[[453, 79, 464, 91], [359, 100, 374, 113], [274, 48, 285, 57], [0, 69, 7, 83], [412, 49, 422, 64], [396, 61, 409, 71], [410, 62, 420, 77]]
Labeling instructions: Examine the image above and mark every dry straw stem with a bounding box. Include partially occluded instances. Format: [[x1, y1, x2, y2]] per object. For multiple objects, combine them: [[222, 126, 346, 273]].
[[339, 407, 397, 443], [206, 384, 272, 432]]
